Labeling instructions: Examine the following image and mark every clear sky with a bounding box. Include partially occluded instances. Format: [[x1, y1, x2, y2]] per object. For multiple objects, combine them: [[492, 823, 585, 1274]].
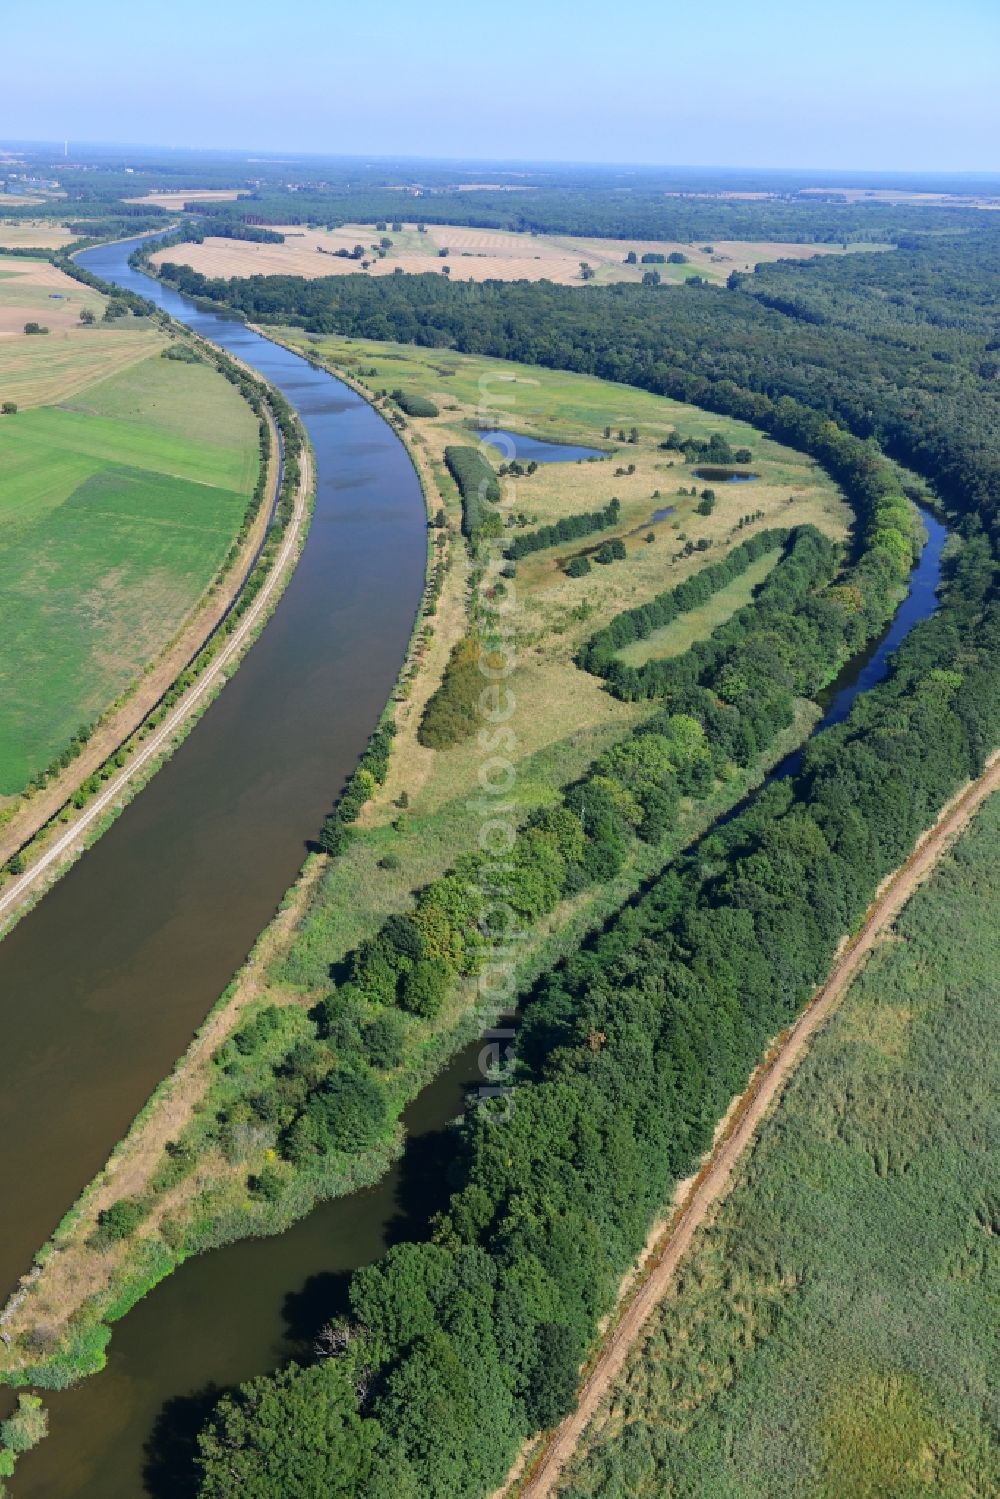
[[4, 0, 999, 172]]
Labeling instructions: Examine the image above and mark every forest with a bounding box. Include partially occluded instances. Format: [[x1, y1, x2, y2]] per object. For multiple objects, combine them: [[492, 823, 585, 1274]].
[[153, 226, 1000, 544], [159, 213, 1000, 1494]]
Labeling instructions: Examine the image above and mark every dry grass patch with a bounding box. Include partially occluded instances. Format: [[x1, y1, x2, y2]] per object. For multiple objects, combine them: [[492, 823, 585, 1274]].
[[0, 220, 76, 250], [0, 256, 160, 406], [152, 222, 891, 287]]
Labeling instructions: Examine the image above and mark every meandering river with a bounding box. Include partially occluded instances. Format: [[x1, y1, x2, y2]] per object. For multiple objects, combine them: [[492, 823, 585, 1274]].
[[7, 241, 948, 1495]]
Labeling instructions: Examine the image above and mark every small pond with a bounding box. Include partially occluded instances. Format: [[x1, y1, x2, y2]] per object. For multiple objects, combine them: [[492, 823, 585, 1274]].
[[693, 466, 760, 482], [476, 428, 606, 464]]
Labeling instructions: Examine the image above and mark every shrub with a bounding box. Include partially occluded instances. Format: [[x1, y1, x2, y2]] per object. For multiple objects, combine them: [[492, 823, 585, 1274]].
[[248, 1164, 285, 1202], [418, 635, 482, 749], [392, 388, 439, 417], [94, 1196, 149, 1246], [444, 446, 502, 541], [287, 1067, 387, 1160], [363, 1010, 409, 1069], [399, 958, 452, 1018], [161, 343, 203, 363], [595, 538, 626, 565], [1, 1394, 47, 1455], [565, 556, 592, 578]]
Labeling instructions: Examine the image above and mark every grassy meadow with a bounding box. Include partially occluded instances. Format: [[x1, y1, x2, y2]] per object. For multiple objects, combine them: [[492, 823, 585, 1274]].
[[0, 347, 261, 796], [272, 331, 850, 980], [558, 793, 1000, 1499]]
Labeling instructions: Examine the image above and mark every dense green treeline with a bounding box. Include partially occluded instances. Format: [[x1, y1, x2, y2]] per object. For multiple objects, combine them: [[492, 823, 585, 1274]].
[[443, 445, 502, 541], [391, 388, 439, 417], [152, 231, 1000, 545], [578, 526, 789, 673], [416, 636, 483, 749], [507, 496, 620, 560], [589, 525, 846, 711], [185, 190, 973, 243]]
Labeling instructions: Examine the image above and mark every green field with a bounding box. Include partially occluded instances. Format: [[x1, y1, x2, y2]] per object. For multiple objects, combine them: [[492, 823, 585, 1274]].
[[560, 795, 1000, 1499], [0, 353, 260, 795], [614, 547, 782, 665]]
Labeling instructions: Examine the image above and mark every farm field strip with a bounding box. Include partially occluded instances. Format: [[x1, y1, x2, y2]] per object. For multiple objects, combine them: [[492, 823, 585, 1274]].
[[0, 252, 104, 338], [0, 443, 310, 928], [0, 334, 262, 795], [151, 221, 889, 286], [0, 405, 283, 870]]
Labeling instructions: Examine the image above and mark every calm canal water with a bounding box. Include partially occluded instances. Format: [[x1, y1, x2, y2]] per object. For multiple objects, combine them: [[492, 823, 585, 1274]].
[[475, 427, 606, 463], [7, 249, 948, 1496]]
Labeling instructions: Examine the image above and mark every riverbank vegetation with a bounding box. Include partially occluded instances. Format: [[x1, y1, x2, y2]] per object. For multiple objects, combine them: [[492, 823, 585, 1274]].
[[558, 790, 1000, 1498], [191, 527, 1000, 1497]]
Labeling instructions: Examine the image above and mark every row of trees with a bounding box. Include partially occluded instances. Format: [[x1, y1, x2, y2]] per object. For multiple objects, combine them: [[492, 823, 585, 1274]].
[[391, 388, 439, 417], [443, 445, 502, 541], [319, 722, 397, 856], [577, 526, 791, 673], [661, 428, 752, 465], [506, 495, 620, 559]]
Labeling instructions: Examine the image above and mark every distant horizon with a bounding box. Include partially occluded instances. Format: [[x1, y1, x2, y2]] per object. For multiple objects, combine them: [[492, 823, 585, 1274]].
[[3, 141, 1000, 189]]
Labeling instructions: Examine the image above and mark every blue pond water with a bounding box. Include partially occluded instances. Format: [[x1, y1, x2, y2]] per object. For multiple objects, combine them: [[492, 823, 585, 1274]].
[[476, 428, 606, 463]]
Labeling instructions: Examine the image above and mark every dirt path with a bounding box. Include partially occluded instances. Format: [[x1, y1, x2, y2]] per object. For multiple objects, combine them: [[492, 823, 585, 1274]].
[[0, 410, 282, 871], [512, 752, 1000, 1499], [0, 436, 311, 931]]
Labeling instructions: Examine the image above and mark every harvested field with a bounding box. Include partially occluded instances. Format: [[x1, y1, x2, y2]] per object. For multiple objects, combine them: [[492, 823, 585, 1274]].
[[123, 189, 243, 208], [151, 222, 891, 286], [0, 254, 103, 333], [0, 220, 76, 249], [0, 255, 156, 406]]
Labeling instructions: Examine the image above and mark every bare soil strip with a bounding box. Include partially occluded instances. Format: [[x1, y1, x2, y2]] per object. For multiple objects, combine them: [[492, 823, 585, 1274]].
[[511, 751, 1000, 1498], [0, 435, 311, 930]]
